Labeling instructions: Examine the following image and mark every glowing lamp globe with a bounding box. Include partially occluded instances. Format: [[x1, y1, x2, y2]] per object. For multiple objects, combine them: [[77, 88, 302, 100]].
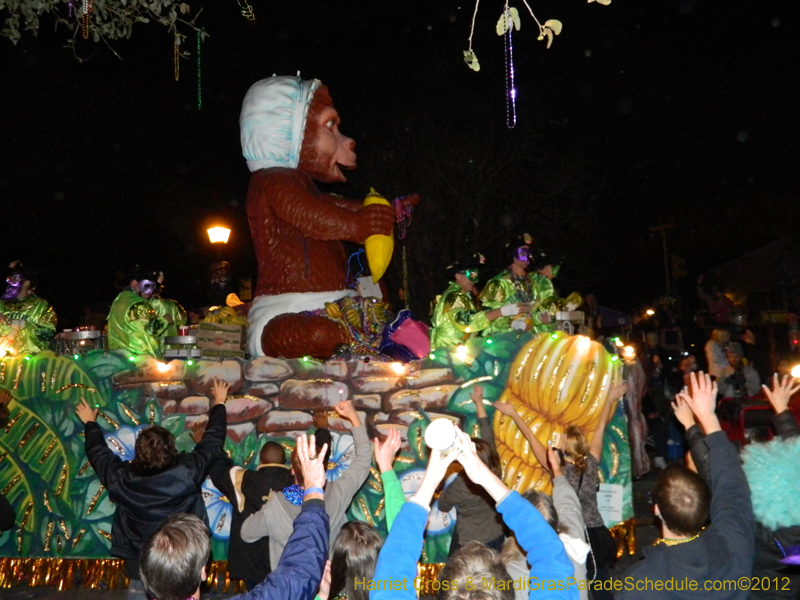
[[207, 227, 231, 244], [791, 365, 800, 379]]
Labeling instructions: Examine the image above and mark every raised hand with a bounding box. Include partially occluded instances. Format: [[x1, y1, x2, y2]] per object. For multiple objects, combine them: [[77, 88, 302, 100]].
[[681, 371, 720, 433], [296, 434, 328, 497], [374, 428, 402, 473], [547, 444, 563, 477], [492, 401, 517, 418], [762, 373, 800, 414], [671, 393, 696, 430], [454, 428, 508, 502], [333, 400, 360, 426], [470, 385, 488, 418], [211, 378, 230, 405], [608, 382, 630, 401], [189, 421, 205, 444], [75, 398, 99, 424]]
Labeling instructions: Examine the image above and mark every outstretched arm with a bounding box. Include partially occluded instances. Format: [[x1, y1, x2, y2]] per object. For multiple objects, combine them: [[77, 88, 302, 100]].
[[762, 374, 800, 439], [589, 382, 628, 461], [492, 400, 548, 470], [372, 446, 458, 600], [244, 434, 329, 600]]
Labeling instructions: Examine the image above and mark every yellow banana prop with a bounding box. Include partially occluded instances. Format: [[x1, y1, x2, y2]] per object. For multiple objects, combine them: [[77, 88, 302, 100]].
[[363, 188, 394, 283], [494, 331, 621, 494]]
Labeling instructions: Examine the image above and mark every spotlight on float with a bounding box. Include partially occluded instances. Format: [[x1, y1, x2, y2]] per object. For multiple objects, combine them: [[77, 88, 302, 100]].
[[207, 226, 231, 244], [390, 362, 406, 375], [455, 344, 469, 363], [622, 345, 636, 359], [645, 309, 655, 316], [157, 362, 170, 373], [791, 365, 800, 379]]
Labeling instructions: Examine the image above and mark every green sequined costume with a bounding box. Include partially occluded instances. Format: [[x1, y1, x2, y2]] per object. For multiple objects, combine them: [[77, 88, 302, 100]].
[[477, 269, 533, 335], [150, 298, 188, 338], [107, 290, 169, 357], [430, 282, 490, 350], [529, 272, 557, 334], [0, 294, 57, 355]]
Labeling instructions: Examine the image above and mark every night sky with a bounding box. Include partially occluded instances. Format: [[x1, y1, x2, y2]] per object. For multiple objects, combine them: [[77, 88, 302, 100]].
[[1, 0, 798, 327]]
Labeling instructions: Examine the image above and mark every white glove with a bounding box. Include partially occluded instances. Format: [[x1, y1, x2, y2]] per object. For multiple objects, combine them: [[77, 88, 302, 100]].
[[559, 533, 591, 564], [500, 303, 520, 317], [511, 320, 528, 331]]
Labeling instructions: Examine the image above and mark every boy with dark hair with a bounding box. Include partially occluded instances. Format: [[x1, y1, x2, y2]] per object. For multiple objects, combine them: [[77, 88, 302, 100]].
[[77, 378, 230, 594]]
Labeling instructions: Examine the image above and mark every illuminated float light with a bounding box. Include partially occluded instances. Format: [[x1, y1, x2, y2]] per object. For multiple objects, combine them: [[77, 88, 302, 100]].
[[614, 338, 623, 347], [73, 354, 80, 360], [622, 345, 636, 359], [429, 353, 436, 360], [390, 362, 406, 375], [128, 355, 136, 362], [577, 336, 591, 353], [186, 359, 194, 366], [24, 355, 31, 361], [791, 365, 800, 379], [645, 309, 655, 316], [207, 226, 231, 244], [485, 338, 493, 344], [551, 333, 558, 339], [611, 356, 619, 362], [302, 356, 310, 362], [455, 344, 469, 363], [156, 362, 170, 373]]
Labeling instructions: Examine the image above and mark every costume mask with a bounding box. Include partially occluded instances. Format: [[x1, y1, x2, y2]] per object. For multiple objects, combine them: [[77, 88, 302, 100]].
[[138, 280, 159, 297], [2, 274, 23, 300], [514, 246, 531, 264], [463, 269, 480, 283]]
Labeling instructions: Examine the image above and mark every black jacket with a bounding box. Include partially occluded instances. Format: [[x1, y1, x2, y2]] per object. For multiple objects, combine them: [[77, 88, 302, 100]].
[[208, 457, 293, 583], [84, 403, 227, 576], [619, 431, 754, 599]]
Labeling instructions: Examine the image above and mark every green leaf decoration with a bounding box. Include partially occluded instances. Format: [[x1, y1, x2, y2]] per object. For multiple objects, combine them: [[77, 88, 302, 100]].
[[496, 12, 509, 36], [544, 19, 563, 35], [463, 49, 480, 72]]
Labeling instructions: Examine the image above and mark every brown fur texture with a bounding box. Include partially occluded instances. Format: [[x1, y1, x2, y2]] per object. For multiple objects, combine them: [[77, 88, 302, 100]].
[[246, 86, 400, 359]]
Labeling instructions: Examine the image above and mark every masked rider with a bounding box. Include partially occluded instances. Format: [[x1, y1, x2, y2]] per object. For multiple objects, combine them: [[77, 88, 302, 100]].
[[107, 268, 170, 358], [0, 262, 57, 356]]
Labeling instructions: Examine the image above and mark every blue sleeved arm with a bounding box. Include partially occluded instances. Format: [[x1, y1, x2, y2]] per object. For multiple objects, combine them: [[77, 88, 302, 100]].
[[235, 499, 329, 600], [497, 491, 578, 600], [371, 501, 427, 600]]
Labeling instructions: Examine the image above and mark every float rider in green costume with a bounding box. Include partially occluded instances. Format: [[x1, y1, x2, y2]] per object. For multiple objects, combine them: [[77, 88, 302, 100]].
[[107, 268, 171, 358], [529, 249, 582, 334], [478, 244, 536, 336], [0, 262, 57, 356], [430, 255, 529, 350]]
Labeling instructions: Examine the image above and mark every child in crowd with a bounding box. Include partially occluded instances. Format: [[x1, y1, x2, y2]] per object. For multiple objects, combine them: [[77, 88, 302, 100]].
[[437, 385, 505, 554], [560, 382, 627, 600]]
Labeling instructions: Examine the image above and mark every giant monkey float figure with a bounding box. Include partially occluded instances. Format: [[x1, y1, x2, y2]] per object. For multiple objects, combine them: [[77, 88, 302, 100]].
[[240, 76, 421, 359]]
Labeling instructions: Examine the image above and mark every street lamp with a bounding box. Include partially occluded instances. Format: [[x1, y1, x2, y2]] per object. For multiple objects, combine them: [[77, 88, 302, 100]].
[[207, 226, 231, 244]]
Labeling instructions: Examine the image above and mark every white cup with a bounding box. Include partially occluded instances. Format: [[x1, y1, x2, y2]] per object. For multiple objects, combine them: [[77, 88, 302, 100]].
[[424, 418, 461, 456]]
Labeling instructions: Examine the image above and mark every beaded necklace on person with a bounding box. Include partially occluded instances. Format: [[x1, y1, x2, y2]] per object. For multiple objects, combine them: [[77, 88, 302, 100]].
[[655, 530, 703, 546]]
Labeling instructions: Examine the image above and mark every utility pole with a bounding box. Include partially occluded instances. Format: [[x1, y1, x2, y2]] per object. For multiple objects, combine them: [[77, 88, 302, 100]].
[[649, 223, 676, 297]]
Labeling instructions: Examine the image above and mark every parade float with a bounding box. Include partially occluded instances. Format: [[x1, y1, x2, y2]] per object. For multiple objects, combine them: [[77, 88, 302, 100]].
[[0, 328, 634, 590], [0, 72, 633, 590]]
